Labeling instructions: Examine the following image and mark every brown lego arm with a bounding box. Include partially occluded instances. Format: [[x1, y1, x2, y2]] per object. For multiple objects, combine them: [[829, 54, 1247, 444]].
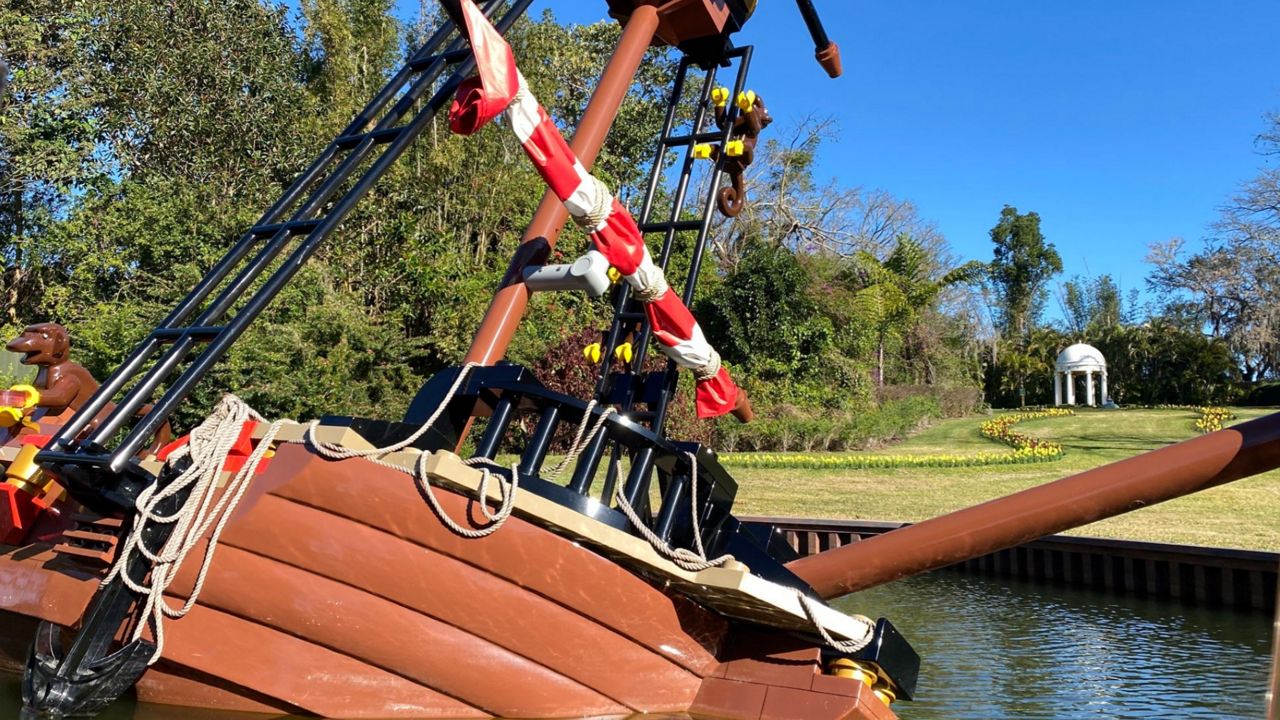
[[35, 375, 80, 412]]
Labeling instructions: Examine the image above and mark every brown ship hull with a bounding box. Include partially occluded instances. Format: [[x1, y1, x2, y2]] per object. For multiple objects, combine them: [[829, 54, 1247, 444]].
[[0, 443, 893, 719]]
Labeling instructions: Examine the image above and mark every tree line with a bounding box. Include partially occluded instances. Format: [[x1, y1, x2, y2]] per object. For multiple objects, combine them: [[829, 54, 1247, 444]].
[[0, 0, 1275, 432]]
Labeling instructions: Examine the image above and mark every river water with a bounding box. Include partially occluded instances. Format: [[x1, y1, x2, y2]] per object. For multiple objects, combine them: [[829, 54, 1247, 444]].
[[843, 571, 1272, 719], [2, 571, 1271, 719]]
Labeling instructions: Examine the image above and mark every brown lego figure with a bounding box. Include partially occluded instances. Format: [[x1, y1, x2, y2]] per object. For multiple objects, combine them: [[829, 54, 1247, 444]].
[[5, 322, 100, 415]]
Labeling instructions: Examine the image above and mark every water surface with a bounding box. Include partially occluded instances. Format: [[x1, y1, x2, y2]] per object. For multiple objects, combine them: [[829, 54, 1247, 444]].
[[842, 572, 1272, 719]]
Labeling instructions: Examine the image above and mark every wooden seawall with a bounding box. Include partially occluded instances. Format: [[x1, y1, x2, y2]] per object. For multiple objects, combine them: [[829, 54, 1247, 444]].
[[745, 517, 1278, 612]]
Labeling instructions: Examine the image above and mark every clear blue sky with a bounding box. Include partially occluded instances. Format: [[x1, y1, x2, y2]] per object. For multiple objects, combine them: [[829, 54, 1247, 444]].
[[385, 1, 1280, 302]]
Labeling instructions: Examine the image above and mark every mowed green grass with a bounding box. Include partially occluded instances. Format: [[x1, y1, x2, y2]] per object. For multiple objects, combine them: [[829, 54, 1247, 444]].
[[730, 407, 1280, 550]]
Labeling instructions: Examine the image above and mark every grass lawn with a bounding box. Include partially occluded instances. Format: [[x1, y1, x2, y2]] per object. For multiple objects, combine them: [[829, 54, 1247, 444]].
[[730, 407, 1280, 551]]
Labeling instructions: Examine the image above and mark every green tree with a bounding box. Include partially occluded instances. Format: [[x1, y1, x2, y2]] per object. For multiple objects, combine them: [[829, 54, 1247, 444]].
[[697, 242, 832, 380], [1, 0, 105, 324], [988, 205, 1062, 342], [1058, 273, 1124, 336], [849, 234, 984, 386]]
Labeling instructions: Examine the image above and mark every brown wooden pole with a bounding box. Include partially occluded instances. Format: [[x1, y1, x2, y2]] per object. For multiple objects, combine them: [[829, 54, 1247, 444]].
[[463, 5, 660, 366], [788, 411, 1280, 599]]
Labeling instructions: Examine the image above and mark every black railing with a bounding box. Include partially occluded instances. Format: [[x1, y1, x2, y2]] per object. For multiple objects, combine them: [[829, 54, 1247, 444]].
[[39, 0, 533, 497], [395, 362, 812, 592]]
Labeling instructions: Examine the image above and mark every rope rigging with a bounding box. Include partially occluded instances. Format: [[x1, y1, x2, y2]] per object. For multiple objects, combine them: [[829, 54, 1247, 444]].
[[104, 366, 865, 662]]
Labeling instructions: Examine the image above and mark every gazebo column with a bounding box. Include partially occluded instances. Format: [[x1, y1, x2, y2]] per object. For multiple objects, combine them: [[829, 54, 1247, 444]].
[[1065, 371, 1075, 405], [1085, 370, 1095, 406], [1053, 372, 1062, 406], [1101, 371, 1108, 404]]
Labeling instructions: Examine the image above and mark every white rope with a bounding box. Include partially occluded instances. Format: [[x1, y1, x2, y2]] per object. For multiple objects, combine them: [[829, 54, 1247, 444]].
[[612, 450, 735, 572], [300, 362, 480, 464], [570, 173, 613, 231], [297, 362, 518, 538], [105, 362, 520, 662], [103, 395, 289, 663], [692, 349, 722, 381], [412, 452, 520, 539], [796, 589, 878, 654], [630, 270, 669, 304], [542, 399, 609, 482]]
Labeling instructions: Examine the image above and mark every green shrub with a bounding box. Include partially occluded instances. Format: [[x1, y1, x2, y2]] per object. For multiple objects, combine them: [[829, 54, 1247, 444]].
[[1239, 382, 1280, 407], [722, 406, 1073, 469], [877, 384, 982, 418], [714, 395, 941, 452]]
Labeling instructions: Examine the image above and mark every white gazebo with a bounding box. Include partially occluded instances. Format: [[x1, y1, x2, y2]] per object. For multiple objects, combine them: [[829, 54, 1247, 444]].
[[1054, 343, 1107, 406]]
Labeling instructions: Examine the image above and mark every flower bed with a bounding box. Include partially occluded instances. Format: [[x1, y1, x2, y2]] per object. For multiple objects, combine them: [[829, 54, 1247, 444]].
[[1194, 407, 1235, 434], [979, 408, 1073, 454], [722, 408, 1073, 470]]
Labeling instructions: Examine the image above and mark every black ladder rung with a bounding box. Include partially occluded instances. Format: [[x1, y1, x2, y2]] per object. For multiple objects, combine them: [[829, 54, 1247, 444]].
[[151, 326, 226, 341], [616, 311, 646, 322], [409, 48, 471, 71], [249, 219, 322, 237], [335, 126, 406, 149], [35, 450, 112, 468], [639, 219, 703, 233], [661, 131, 723, 147]]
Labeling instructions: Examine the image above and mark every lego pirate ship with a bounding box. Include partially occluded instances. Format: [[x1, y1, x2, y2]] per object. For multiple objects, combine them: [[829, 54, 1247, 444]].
[[1, 2, 920, 718]]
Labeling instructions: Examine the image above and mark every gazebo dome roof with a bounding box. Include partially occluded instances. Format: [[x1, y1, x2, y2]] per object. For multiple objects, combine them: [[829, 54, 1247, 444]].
[[1056, 343, 1106, 371]]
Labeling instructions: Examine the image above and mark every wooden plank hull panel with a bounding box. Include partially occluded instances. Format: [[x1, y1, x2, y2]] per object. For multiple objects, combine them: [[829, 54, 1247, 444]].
[[0, 444, 895, 719]]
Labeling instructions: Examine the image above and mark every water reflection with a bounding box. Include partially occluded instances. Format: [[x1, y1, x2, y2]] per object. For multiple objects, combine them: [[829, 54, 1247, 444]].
[[843, 572, 1272, 719], [2, 571, 1271, 719]]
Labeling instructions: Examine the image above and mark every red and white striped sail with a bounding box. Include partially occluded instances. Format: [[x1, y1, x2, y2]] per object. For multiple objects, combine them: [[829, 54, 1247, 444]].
[[448, 0, 739, 418]]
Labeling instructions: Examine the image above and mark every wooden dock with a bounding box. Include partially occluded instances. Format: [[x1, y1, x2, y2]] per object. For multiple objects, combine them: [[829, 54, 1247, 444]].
[[745, 517, 1278, 612]]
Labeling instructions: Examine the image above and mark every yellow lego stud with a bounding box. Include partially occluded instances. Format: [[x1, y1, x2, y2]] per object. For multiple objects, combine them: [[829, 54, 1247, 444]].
[[736, 90, 757, 112], [615, 342, 634, 364], [607, 267, 622, 284], [724, 139, 745, 157], [711, 86, 730, 108], [692, 143, 715, 160], [583, 342, 602, 364]]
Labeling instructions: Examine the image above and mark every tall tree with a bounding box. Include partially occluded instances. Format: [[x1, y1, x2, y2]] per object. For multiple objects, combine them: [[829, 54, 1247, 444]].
[[696, 242, 832, 380], [0, 0, 106, 324], [987, 205, 1061, 342], [1058, 273, 1124, 336], [849, 234, 984, 386], [709, 118, 947, 271]]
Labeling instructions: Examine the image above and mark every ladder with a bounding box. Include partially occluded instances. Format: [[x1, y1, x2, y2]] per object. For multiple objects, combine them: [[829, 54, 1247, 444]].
[[38, 0, 532, 503], [569, 46, 756, 521]]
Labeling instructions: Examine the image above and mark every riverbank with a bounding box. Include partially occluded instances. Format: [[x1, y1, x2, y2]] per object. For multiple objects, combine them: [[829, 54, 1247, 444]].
[[730, 407, 1280, 550]]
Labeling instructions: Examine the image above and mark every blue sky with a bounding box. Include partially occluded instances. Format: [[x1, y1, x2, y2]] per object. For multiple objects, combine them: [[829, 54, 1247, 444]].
[[382, 1, 1280, 304]]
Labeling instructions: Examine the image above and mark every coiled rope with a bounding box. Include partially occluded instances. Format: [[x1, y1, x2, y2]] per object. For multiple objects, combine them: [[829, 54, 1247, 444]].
[[301, 362, 519, 539], [106, 362, 515, 661], [104, 395, 288, 663]]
